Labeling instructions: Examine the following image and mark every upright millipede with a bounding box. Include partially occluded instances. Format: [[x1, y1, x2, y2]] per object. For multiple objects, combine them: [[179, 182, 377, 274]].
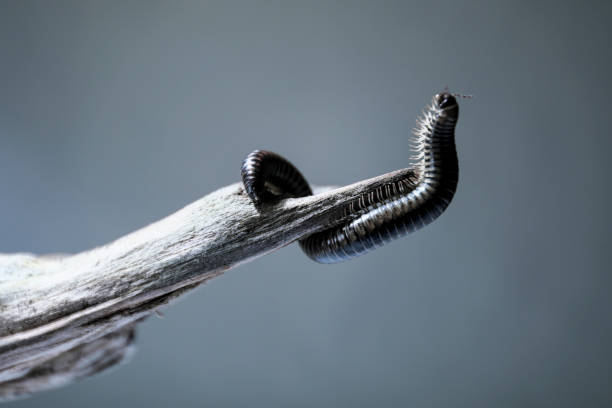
[[241, 92, 460, 264]]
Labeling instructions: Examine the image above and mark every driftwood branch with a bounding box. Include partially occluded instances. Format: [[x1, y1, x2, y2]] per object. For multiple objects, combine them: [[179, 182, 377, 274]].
[[0, 168, 413, 400]]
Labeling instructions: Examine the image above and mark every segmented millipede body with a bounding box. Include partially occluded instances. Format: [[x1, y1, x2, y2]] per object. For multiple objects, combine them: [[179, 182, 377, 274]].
[[241, 92, 460, 264], [241, 149, 312, 205]]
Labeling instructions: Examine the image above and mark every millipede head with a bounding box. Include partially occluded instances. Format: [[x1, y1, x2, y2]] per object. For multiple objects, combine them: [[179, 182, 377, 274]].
[[435, 92, 459, 118], [435, 92, 456, 108]]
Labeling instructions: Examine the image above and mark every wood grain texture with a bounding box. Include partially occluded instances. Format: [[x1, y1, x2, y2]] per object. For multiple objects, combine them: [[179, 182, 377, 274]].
[[0, 168, 414, 401]]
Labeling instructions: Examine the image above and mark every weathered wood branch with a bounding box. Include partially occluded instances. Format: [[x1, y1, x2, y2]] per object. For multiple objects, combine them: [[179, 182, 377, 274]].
[[0, 168, 413, 400]]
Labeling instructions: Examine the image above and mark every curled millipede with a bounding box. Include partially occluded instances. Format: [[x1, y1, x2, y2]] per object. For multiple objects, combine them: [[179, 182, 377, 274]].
[[241, 149, 312, 205], [241, 92, 460, 264]]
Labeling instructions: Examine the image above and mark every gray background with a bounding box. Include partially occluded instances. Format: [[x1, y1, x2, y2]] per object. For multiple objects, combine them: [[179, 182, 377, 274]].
[[1, 1, 611, 407]]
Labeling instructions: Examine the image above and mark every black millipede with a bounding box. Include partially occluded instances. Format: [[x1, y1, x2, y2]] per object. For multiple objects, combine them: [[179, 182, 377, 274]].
[[241, 92, 461, 264]]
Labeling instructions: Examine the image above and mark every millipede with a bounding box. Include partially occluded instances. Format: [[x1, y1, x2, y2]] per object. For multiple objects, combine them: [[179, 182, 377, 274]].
[[241, 91, 461, 263]]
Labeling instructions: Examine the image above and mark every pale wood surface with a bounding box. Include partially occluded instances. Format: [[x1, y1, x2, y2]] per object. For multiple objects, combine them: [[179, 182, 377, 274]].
[[0, 168, 413, 400]]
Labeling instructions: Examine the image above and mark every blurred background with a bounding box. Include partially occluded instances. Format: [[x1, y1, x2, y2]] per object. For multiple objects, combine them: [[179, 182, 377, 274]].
[[1, 1, 611, 407]]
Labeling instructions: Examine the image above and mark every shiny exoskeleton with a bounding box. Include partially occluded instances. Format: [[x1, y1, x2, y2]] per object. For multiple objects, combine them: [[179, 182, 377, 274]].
[[241, 92, 460, 263], [241, 150, 312, 206]]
